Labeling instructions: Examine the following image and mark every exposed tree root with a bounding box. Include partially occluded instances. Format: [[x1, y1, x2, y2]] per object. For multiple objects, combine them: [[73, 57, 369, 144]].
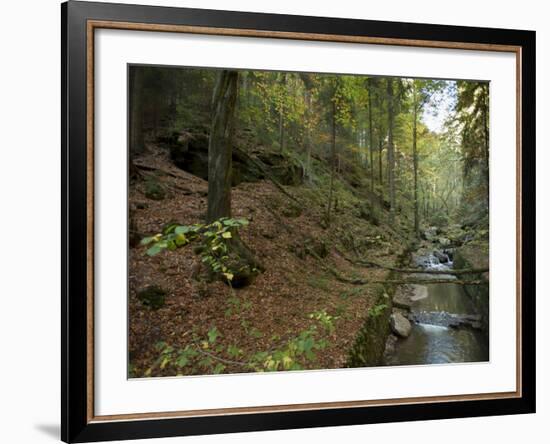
[[328, 267, 484, 286], [337, 249, 488, 276]]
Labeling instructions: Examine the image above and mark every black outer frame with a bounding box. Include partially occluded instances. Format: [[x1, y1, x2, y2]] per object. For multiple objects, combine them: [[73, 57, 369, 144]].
[[61, 0, 536, 442]]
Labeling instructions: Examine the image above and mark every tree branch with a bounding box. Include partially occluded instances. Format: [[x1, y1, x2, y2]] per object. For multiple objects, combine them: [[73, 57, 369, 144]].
[[328, 268, 484, 286], [337, 250, 488, 276], [191, 340, 250, 368]]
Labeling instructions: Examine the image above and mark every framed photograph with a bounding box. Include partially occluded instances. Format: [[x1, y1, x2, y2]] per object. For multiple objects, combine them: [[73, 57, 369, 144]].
[[62, 1, 535, 442]]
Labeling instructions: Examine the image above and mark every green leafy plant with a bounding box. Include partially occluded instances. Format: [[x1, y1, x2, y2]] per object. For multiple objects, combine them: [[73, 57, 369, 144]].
[[225, 295, 252, 317], [368, 303, 388, 318], [141, 217, 250, 283], [309, 309, 338, 334], [249, 327, 326, 372], [142, 311, 333, 377]]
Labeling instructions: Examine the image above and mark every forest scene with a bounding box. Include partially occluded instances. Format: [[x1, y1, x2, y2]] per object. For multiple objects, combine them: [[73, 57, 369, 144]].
[[128, 65, 490, 378]]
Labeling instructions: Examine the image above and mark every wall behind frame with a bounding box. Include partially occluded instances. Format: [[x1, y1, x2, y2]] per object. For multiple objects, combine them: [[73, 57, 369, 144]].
[[0, 0, 546, 443]]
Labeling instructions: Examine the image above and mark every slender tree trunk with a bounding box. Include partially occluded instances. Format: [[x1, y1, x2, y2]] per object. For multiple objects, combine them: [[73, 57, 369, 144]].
[[129, 67, 145, 156], [425, 192, 429, 218], [378, 137, 383, 186], [278, 73, 287, 153], [412, 88, 420, 239], [241, 72, 249, 107], [482, 86, 490, 211], [368, 81, 374, 194], [387, 79, 396, 222], [207, 70, 239, 223], [326, 98, 337, 225], [305, 90, 313, 183]]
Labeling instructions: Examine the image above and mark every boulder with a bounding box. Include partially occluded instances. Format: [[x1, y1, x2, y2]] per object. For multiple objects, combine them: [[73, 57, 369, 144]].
[[423, 226, 439, 241], [390, 312, 412, 338], [443, 248, 455, 261], [438, 237, 451, 247], [166, 130, 303, 187], [410, 284, 429, 301], [434, 250, 449, 263], [393, 286, 413, 310]]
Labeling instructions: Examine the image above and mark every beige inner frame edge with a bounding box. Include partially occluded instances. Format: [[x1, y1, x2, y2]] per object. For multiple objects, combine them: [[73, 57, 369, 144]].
[[85, 19, 523, 423]]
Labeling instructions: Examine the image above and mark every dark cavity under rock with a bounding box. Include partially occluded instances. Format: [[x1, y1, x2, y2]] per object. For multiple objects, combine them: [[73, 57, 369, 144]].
[[163, 130, 304, 187]]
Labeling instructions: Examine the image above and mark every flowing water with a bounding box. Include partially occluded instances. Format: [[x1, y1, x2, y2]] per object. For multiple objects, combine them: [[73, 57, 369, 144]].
[[384, 253, 489, 366]]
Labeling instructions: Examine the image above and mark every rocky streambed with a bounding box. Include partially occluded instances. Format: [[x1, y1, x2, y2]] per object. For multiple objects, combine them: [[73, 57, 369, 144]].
[[383, 247, 489, 366]]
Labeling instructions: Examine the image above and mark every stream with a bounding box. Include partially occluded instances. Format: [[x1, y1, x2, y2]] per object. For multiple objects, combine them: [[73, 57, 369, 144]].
[[384, 252, 489, 366]]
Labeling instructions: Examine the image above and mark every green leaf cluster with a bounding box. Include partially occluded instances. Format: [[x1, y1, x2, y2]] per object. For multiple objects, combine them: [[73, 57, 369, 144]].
[[140, 217, 250, 282], [140, 309, 335, 377]]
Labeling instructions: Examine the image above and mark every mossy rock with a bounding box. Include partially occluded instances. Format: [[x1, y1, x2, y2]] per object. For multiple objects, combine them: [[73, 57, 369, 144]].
[[144, 179, 166, 201], [282, 203, 302, 218], [137, 285, 166, 309]]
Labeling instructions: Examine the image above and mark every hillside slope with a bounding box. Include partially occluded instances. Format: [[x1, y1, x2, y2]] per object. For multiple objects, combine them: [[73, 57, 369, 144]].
[[128, 144, 409, 377]]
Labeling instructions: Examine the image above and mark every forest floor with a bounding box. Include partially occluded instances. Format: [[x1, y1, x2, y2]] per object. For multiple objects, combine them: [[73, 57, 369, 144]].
[[128, 145, 409, 377]]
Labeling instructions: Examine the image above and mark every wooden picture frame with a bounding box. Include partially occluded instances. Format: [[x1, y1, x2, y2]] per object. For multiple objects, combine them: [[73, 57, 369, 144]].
[[62, 1, 536, 442]]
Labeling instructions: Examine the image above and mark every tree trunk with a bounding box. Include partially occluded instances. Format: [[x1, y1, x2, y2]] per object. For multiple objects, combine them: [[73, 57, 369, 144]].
[[412, 87, 420, 239], [482, 85, 490, 211], [129, 67, 145, 156], [278, 73, 287, 153], [378, 137, 383, 186], [304, 90, 312, 182], [207, 70, 239, 223], [387, 79, 396, 222], [367, 80, 374, 194], [205, 70, 263, 286], [326, 98, 337, 225]]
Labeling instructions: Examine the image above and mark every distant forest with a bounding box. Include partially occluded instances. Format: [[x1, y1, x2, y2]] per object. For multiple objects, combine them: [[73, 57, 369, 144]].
[[129, 67, 489, 231]]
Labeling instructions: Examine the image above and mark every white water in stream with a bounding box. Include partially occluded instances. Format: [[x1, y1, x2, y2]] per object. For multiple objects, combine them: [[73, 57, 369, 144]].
[[384, 253, 489, 366]]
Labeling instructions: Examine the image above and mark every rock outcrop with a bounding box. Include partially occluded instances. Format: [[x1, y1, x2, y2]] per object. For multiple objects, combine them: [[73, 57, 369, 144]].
[[390, 312, 412, 338]]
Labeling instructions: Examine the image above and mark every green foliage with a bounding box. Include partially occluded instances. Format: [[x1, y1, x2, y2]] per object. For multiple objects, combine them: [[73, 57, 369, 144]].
[[339, 287, 364, 300], [308, 309, 338, 334], [132, 64, 489, 237], [224, 294, 252, 317], [136, 285, 166, 310], [141, 217, 250, 283], [142, 311, 333, 377], [253, 326, 327, 372], [306, 275, 331, 292], [144, 178, 166, 201], [207, 326, 221, 344], [129, 65, 492, 380], [368, 303, 388, 318]]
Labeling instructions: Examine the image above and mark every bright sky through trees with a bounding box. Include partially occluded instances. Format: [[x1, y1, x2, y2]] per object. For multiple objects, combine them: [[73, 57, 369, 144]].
[[422, 81, 456, 133]]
